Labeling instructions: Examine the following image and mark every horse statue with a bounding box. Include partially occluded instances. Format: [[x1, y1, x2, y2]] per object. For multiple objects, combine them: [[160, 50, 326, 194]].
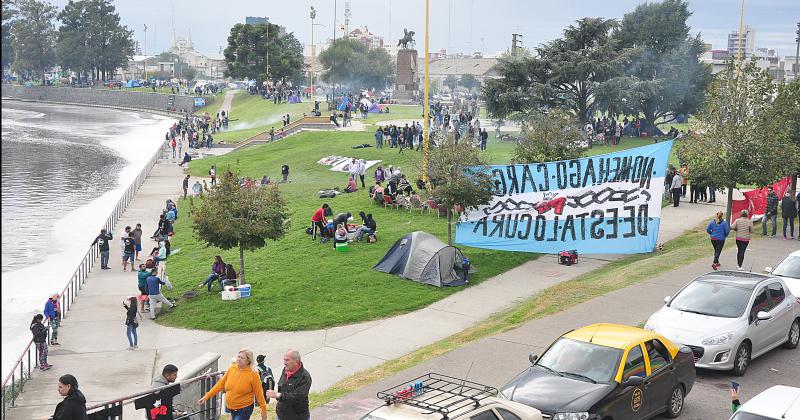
[[397, 28, 416, 49]]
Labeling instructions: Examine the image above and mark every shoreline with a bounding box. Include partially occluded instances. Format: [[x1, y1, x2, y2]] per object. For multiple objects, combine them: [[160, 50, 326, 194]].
[[0, 102, 174, 378]]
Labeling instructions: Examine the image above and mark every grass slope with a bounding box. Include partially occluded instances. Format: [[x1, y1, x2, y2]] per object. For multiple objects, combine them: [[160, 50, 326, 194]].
[[212, 92, 315, 144]]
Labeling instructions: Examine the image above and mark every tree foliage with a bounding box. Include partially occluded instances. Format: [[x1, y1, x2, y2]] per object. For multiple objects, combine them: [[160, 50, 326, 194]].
[[771, 80, 800, 186], [2, 0, 17, 70], [443, 74, 458, 92], [224, 22, 304, 83], [483, 17, 624, 123], [317, 38, 394, 91], [191, 172, 291, 284], [155, 51, 195, 80], [10, 0, 57, 81], [512, 110, 587, 163], [418, 138, 496, 244], [459, 74, 479, 91], [679, 61, 799, 220]]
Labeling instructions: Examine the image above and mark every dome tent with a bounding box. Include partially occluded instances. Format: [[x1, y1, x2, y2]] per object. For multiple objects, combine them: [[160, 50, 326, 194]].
[[373, 231, 473, 287]]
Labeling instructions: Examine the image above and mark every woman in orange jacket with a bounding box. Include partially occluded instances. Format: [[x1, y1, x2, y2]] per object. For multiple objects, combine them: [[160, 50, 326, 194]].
[[198, 349, 268, 420]]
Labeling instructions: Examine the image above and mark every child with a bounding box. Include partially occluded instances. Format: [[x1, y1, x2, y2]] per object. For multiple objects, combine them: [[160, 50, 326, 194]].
[[256, 355, 275, 403]]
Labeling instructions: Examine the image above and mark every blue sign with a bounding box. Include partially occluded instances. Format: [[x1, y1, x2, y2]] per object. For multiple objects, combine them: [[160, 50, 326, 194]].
[[194, 97, 206, 107], [455, 141, 674, 254]]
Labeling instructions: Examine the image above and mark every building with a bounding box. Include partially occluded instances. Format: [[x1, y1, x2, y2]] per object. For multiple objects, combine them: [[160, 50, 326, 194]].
[[168, 30, 227, 79], [427, 57, 499, 89], [348, 26, 384, 49], [727, 25, 756, 57], [245, 16, 269, 25]]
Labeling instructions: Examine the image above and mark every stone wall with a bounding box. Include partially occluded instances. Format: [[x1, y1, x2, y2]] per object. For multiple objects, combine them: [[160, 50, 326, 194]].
[[1, 84, 197, 113]]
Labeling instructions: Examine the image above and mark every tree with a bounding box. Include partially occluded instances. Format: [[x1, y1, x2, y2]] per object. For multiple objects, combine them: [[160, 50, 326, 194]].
[[317, 38, 394, 91], [2, 0, 17, 70], [609, 0, 712, 134], [483, 17, 624, 124], [191, 172, 291, 285], [459, 74, 479, 91], [417, 138, 496, 245], [679, 61, 800, 221], [224, 22, 303, 83], [443, 74, 458, 92], [10, 0, 57, 82], [771, 80, 800, 194], [155, 51, 194, 80], [512, 110, 587, 163]]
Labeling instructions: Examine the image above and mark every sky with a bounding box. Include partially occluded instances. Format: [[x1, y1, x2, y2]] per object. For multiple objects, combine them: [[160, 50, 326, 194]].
[[50, 0, 800, 57]]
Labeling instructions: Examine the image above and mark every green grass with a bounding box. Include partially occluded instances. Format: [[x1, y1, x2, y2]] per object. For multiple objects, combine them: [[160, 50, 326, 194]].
[[210, 92, 315, 143], [306, 224, 721, 409]]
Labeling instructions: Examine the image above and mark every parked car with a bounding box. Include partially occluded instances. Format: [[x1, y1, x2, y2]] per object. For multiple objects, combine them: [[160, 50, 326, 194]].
[[362, 373, 543, 420], [500, 323, 695, 420], [104, 80, 123, 88], [765, 249, 800, 297], [645, 271, 800, 376], [730, 385, 800, 419]]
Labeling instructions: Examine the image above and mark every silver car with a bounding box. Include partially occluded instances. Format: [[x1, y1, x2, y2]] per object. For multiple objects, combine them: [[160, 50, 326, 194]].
[[765, 249, 800, 297], [645, 271, 800, 376]]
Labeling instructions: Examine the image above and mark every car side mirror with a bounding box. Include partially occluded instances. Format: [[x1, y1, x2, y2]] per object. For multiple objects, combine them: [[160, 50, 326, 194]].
[[763, 267, 772, 274], [622, 376, 644, 387], [663, 296, 671, 304], [756, 311, 773, 322], [529, 353, 538, 364]]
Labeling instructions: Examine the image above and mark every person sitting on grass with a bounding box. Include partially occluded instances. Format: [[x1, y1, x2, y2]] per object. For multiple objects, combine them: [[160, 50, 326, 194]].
[[199, 256, 226, 292], [178, 152, 192, 167], [355, 212, 377, 241], [333, 224, 349, 249], [344, 176, 358, 193], [397, 175, 413, 196], [219, 264, 238, 289]]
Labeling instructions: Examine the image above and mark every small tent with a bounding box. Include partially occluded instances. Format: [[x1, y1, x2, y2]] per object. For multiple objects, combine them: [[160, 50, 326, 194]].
[[125, 80, 141, 88], [374, 231, 473, 287]]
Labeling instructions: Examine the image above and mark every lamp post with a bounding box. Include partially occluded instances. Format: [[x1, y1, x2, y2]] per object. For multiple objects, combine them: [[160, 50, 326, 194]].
[[143, 24, 148, 82], [422, 0, 430, 182], [310, 6, 317, 113]]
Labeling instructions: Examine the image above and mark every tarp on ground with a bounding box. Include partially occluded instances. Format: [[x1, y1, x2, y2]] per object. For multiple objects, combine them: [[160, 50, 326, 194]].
[[368, 104, 385, 113], [329, 158, 382, 172], [374, 231, 472, 287], [125, 80, 141, 88]]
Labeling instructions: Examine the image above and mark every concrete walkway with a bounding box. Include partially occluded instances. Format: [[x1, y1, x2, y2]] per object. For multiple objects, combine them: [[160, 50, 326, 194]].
[[6, 166, 725, 420], [312, 236, 799, 420], [218, 89, 235, 116]]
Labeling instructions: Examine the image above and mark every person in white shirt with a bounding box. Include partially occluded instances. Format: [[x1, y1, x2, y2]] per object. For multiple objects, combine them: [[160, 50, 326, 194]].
[[670, 169, 683, 207], [357, 159, 367, 188]]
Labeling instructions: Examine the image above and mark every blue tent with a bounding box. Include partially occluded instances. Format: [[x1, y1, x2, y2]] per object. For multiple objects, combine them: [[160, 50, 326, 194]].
[[337, 96, 350, 111], [125, 80, 141, 88]]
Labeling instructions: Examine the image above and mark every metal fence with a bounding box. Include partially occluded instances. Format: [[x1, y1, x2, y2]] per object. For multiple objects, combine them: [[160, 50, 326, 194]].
[[1, 139, 172, 420]]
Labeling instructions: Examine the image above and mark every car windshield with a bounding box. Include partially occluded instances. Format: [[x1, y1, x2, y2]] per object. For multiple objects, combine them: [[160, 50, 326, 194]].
[[669, 280, 751, 318], [772, 256, 800, 279], [537, 337, 622, 383]]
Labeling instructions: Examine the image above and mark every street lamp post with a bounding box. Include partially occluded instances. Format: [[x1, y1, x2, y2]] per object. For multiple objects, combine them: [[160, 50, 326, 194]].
[[143, 24, 148, 82], [422, 0, 430, 183], [310, 6, 317, 113]]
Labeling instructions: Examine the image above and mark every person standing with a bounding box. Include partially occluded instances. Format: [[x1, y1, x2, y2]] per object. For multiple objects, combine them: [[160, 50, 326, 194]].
[[209, 165, 217, 186], [256, 355, 275, 403], [480, 128, 488, 151], [375, 126, 383, 148], [31, 314, 51, 370], [706, 211, 731, 270], [266, 349, 312, 420], [192, 180, 203, 197], [132, 224, 143, 261], [679, 164, 689, 197], [781, 191, 797, 239], [44, 294, 61, 346], [182, 175, 190, 199], [146, 269, 175, 319], [671, 168, 683, 207], [123, 296, 139, 350], [357, 159, 366, 189], [762, 186, 779, 237], [665, 166, 675, 204], [198, 349, 268, 420], [122, 232, 136, 272], [170, 137, 177, 159], [730, 210, 753, 270], [92, 229, 113, 270], [51, 374, 87, 420]]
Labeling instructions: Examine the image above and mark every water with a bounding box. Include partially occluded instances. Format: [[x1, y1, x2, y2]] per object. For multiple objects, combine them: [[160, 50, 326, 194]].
[[1, 101, 173, 378]]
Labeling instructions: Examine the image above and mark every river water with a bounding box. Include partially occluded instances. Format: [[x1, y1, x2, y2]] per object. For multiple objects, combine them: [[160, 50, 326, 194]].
[[1, 101, 173, 378]]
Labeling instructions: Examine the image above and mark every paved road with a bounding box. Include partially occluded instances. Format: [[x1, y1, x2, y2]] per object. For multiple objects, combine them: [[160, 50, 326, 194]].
[[312, 237, 800, 420]]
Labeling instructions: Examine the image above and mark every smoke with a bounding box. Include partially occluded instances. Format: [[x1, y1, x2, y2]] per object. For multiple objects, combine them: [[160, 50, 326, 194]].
[[229, 112, 291, 131]]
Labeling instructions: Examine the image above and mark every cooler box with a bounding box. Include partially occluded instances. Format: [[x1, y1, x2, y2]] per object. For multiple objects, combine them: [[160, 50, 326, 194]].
[[222, 290, 241, 301], [335, 242, 349, 252], [239, 284, 251, 298]]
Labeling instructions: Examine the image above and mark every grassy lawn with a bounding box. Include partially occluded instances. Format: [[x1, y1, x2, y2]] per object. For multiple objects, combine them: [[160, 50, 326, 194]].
[[211, 91, 312, 143]]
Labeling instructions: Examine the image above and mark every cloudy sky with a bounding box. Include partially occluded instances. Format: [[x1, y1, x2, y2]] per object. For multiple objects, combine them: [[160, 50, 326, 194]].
[[51, 0, 799, 57]]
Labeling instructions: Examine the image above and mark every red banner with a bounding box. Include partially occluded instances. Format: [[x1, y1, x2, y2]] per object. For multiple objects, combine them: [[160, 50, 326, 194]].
[[730, 176, 793, 222]]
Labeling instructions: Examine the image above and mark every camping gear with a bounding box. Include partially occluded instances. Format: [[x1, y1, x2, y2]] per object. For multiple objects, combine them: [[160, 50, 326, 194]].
[[239, 284, 251, 298], [222, 290, 241, 300], [335, 242, 350, 252], [373, 231, 474, 287], [558, 250, 579, 266]]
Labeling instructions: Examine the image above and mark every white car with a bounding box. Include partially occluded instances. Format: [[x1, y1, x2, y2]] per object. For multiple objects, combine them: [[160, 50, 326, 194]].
[[645, 271, 800, 376], [765, 249, 800, 297], [730, 385, 800, 419]]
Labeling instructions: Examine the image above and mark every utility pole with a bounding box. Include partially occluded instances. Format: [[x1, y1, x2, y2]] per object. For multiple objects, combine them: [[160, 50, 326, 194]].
[[792, 21, 800, 196], [332, 0, 337, 103], [511, 33, 522, 57], [310, 6, 317, 113], [143, 25, 148, 82], [422, 0, 430, 182]]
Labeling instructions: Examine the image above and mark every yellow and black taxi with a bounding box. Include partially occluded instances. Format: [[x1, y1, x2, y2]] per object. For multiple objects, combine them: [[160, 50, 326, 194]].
[[499, 323, 696, 420]]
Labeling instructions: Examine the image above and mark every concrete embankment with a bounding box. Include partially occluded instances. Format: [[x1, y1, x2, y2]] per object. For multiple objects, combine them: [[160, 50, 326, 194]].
[[1, 84, 197, 114]]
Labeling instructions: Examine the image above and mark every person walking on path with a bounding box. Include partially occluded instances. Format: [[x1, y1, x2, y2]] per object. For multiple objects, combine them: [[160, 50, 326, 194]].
[[730, 210, 753, 270], [357, 159, 366, 189], [92, 229, 113, 270], [30, 314, 52, 370], [706, 211, 731, 270], [123, 296, 140, 349], [170, 137, 177, 159], [182, 175, 190, 199], [256, 355, 275, 404], [670, 168, 683, 207], [50, 374, 88, 420], [146, 269, 175, 319], [762, 186, 779, 236], [266, 349, 312, 420], [44, 294, 61, 346], [132, 224, 143, 261], [780, 191, 797, 239], [665, 166, 675, 204], [198, 349, 268, 420], [209, 165, 217, 186]]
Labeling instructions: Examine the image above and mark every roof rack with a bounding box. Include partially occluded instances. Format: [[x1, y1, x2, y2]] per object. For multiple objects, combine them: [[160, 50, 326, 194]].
[[376, 373, 498, 420]]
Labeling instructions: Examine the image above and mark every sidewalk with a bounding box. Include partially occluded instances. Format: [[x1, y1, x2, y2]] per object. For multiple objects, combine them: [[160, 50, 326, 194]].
[[312, 237, 798, 420], [5, 174, 724, 419]]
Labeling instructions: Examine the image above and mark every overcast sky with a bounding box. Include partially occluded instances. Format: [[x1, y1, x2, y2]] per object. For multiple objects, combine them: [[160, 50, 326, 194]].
[[50, 0, 799, 57]]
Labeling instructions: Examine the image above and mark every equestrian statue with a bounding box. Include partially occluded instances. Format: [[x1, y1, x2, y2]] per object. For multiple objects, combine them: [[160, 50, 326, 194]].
[[397, 29, 416, 49]]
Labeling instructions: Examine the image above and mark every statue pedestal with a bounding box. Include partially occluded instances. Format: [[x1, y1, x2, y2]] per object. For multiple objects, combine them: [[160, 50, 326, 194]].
[[394, 49, 419, 101]]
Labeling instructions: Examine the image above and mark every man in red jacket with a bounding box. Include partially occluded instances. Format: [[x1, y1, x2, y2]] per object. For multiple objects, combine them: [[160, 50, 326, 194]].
[[311, 204, 331, 242]]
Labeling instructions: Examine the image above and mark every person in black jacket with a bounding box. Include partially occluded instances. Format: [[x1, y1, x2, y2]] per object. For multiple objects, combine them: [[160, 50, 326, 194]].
[[91, 229, 113, 270], [780, 192, 797, 239], [30, 314, 51, 370], [266, 350, 311, 420], [52, 374, 88, 420]]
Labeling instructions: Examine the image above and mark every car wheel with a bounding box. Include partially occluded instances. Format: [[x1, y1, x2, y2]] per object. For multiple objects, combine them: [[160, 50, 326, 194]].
[[664, 384, 684, 418], [784, 319, 800, 349], [732, 342, 750, 376]]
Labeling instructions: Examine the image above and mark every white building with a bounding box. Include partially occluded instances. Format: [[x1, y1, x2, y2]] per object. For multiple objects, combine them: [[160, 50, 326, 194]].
[[168, 30, 227, 79], [727, 25, 756, 57]]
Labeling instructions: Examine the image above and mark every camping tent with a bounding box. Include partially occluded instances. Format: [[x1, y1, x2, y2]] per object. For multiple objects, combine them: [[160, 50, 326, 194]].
[[125, 80, 141, 88], [374, 231, 472, 287], [369, 103, 385, 113]]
